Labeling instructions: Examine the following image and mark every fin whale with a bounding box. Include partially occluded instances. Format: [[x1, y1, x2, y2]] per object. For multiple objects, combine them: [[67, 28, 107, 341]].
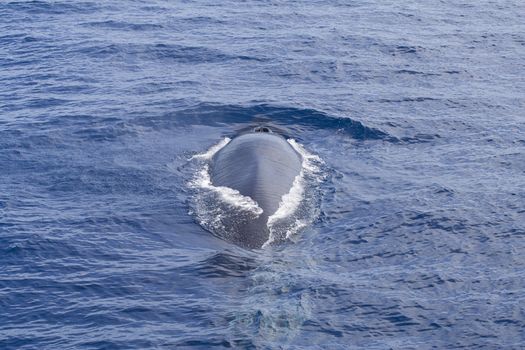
[[210, 128, 302, 248]]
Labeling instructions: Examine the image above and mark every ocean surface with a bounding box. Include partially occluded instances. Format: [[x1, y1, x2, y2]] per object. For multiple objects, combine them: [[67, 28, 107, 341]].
[[1, 1, 524, 349]]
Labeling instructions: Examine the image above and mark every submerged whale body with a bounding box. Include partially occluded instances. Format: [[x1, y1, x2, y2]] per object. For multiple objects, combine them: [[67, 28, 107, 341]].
[[210, 128, 302, 248]]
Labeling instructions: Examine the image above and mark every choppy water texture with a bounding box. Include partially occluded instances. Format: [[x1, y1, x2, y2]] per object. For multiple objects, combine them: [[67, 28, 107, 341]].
[[1, 1, 524, 349]]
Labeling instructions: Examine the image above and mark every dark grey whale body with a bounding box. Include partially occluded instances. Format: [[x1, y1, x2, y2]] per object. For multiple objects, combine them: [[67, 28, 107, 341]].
[[210, 130, 302, 248]]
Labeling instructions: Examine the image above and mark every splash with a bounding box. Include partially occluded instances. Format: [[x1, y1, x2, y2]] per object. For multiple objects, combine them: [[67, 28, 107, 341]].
[[190, 164, 263, 216]]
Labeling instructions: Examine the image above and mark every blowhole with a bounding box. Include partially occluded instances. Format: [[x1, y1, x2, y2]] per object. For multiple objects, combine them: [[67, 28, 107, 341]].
[[254, 126, 272, 133]]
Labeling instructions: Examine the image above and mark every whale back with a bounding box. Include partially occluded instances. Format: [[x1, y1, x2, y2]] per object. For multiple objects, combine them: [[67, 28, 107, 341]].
[[210, 132, 302, 247]]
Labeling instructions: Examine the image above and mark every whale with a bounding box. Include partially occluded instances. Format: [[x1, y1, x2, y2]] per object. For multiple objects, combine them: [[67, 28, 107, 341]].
[[210, 127, 302, 248]]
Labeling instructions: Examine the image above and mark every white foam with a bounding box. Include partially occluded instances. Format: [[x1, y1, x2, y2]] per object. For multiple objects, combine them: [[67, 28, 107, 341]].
[[288, 139, 323, 174], [266, 173, 304, 227], [191, 165, 263, 216], [190, 137, 231, 160]]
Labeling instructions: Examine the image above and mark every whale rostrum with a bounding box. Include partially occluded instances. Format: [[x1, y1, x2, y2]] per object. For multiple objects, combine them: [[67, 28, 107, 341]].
[[210, 130, 302, 248]]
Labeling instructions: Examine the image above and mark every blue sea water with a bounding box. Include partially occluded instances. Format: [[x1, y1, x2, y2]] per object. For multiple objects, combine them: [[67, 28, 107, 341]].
[[1, 0, 524, 348]]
